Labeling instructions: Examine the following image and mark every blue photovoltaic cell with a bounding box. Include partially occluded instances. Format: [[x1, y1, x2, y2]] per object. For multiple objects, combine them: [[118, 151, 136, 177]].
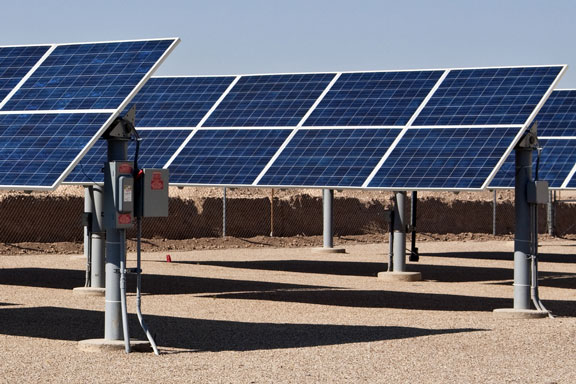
[[2, 39, 176, 111], [66, 129, 192, 184], [368, 127, 521, 189], [490, 139, 576, 189], [304, 71, 443, 126], [203, 73, 335, 127], [0, 46, 50, 103], [414, 66, 563, 126], [0, 113, 112, 187], [532, 90, 576, 136], [169, 129, 291, 185], [258, 128, 400, 187], [122, 76, 235, 127]]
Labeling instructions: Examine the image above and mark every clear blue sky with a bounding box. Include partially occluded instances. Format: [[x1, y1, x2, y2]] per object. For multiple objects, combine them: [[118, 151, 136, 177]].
[[3, 0, 576, 87]]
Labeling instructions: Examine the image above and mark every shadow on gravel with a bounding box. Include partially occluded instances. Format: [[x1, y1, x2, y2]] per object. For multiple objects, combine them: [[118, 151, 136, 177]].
[[189, 260, 574, 286], [425, 251, 576, 264], [0, 268, 334, 294], [189, 260, 386, 277], [202, 289, 576, 316], [0, 306, 485, 352]]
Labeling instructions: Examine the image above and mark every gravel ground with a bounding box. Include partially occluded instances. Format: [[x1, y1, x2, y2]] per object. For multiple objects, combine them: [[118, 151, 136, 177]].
[[1, 239, 575, 383]]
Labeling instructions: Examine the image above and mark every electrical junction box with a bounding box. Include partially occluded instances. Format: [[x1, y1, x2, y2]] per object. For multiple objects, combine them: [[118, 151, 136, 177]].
[[527, 180, 549, 204], [104, 161, 134, 229], [136, 168, 169, 217]]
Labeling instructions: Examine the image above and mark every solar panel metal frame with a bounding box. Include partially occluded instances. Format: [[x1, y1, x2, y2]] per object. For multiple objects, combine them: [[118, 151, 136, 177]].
[[70, 65, 566, 191], [489, 88, 576, 191], [0, 38, 180, 190]]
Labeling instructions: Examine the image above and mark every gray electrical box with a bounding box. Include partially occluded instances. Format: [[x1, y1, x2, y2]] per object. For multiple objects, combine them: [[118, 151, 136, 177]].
[[136, 168, 169, 217], [527, 180, 549, 204], [105, 161, 134, 229]]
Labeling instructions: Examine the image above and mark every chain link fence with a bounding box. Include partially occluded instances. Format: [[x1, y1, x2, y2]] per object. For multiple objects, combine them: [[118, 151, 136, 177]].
[[0, 186, 574, 244]]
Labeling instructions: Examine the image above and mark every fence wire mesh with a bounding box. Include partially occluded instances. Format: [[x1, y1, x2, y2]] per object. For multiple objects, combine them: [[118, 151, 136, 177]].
[[0, 186, 574, 244]]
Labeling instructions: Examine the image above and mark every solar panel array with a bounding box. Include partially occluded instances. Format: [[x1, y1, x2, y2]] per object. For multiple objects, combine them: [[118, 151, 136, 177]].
[[0, 38, 179, 190], [490, 90, 576, 189], [67, 65, 566, 191]]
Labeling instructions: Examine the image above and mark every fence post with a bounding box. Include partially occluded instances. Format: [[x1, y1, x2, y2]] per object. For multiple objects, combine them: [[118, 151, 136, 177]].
[[492, 190, 497, 236], [222, 187, 226, 238], [547, 189, 555, 236], [270, 188, 274, 237]]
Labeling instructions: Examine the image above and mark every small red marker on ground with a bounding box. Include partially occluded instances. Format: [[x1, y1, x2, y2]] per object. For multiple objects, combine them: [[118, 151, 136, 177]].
[[166, 254, 172, 263]]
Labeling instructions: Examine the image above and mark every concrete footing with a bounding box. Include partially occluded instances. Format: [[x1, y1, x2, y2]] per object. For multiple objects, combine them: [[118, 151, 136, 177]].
[[73, 287, 105, 296], [377, 271, 422, 282], [493, 308, 549, 319], [78, 339, 151, 352], [312, 247, 346, 254]]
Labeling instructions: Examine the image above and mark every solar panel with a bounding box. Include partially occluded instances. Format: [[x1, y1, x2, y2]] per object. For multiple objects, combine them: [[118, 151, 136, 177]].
[[530, 90, 576, 137], [168, 129, 292, 185], [123, 76, 236, 127], [0, 45, 51, 104], [258, 128, 401, 187], [490, 138, 576, 189], [202, 73, 335, 127], [66, 129, 192, 184], [0, 38, 179, 190], [414, 66, 564, 126], [303, 71, 444, 126], [366, 127, 523, 189], [489, 90, 576, 189]]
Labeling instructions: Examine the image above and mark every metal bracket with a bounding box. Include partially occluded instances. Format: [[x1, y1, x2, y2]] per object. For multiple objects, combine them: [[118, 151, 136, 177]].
[[515, 121, 539, 150], [104, 106, 138, 140]]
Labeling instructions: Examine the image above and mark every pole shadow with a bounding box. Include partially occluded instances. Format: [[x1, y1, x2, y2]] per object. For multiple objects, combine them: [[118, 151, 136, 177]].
[[0, 306, 486, 352]]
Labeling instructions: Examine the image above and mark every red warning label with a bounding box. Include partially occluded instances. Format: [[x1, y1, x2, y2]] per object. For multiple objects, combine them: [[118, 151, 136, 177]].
[[150, 172, 164, 190], [118, 213, 132, 225], [119, 163, 132, 174]]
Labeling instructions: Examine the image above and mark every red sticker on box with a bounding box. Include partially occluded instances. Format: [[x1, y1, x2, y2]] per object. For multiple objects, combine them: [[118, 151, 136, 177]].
[[118, 214, 132, 224], [150, 172, 164, 190], [119, 163, 132, 174]]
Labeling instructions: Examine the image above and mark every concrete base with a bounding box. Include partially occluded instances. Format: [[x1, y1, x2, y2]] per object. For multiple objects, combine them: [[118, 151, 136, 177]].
[[73, 287, 105, 296], [78, 339, 151, 353], [70, 255, 86, 260], [311, 247, 346, 254], [377, 271, 422, 282], [493, 308, 549, 319]]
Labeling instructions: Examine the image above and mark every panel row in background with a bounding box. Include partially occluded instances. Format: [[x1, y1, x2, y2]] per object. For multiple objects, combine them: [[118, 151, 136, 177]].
[[67, 66, 565, 190], [129, 66, 563, 129], [0, 39, 179, 189]]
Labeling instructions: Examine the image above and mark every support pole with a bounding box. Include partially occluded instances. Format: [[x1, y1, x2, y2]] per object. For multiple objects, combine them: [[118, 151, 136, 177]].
[[378, 191, 421, 281], [494, 128, 547, 319], [323, 189, 333, 249], [409, 191, 419, 262], [73, 185, 106, 296], [104, 138, 127, 341], [312, 189, 345, 253], [513, 147, 532, 310], [393, 191, 407, 272], [90, 185, 105, 289], [270, 189, 274, 237]]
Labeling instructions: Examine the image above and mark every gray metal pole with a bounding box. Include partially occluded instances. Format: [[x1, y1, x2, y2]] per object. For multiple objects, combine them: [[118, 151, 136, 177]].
[[547, 190, 555, 236], [514, 147, 532, 310], [90, 185, 105, 288], [393, 191, 407, 272], [104, 139, 128, 340], [84, 187, 91, 265], [222, 187, 226, 237], [323, 189, 334, 248]]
